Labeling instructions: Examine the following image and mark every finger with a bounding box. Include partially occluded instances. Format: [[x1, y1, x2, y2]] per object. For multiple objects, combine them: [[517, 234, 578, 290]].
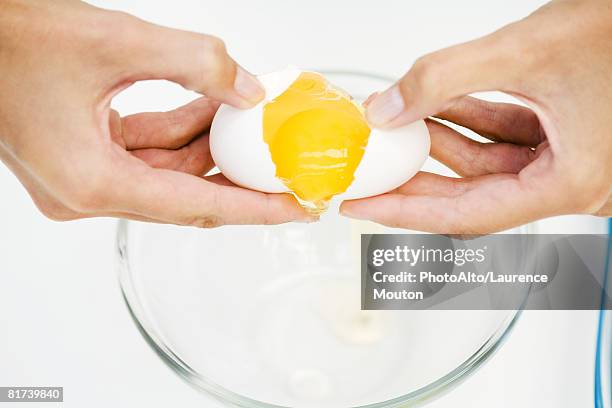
[[63, 211, 165, 223], [434, 96, 544, 147], [365, 22, 531, 128], [119, 97, 219, 150], [118, 14, 265, 108], [426, 119, 536, 177], [130, 133, 214, 176], [340, 173, 558, 234], [84, 172, 253, 223], [106, 214, 161, 222], [203, 172, 239, 187], [390, 172, 472, 197], [108, 158, 315, 227], [363, 92, 379, 107]]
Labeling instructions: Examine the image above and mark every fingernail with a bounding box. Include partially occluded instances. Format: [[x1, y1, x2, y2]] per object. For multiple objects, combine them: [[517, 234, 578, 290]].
[[234, 67, 265, 104], [363, 92, 379, 107], [339, 205, 362, 219], [365, 85, 405, 127]]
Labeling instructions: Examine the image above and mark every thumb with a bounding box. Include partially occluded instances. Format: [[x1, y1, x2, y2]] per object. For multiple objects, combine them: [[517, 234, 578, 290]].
[[366, 23, 530, 128], [118, 14, 265, 109]]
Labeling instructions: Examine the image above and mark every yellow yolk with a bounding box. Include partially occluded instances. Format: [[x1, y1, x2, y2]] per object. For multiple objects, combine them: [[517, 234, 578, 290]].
[[263, 72, 371, 213]]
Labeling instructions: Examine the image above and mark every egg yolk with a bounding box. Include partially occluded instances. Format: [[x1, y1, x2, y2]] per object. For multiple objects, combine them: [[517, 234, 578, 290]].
[[263, 72, 371, 213]]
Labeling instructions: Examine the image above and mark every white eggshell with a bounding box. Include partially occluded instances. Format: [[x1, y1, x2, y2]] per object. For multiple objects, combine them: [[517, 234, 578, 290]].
[[339, 120, 430, 200], [209, 67, 301, 193]]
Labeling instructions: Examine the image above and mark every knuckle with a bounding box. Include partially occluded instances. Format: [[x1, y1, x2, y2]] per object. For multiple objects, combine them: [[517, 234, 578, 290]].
[[80, 10, 143, 68], [407, 53, 444, 98], [200, 35, 229, 73], [188, 215, 223, 229], [101, 10, 134, 31], [446, 196, 492, 234], [491, 22, 527, 53], [489, 23, 542, 88], [262, 195, 273, 225], [203, 35, 228, 57], [87, 10, 134, 47], [185, 185, 225, 228], [475, 99, 502, 128], [195, 35, 233, 87], [163, 113, 190, 142]]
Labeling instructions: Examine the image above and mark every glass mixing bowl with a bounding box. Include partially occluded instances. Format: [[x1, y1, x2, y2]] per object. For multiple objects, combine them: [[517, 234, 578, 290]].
[[116, 72, 526, 408]]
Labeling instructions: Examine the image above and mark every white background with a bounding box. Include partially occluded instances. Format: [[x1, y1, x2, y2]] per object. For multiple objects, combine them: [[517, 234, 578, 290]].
[[0, 1, 608, 407]]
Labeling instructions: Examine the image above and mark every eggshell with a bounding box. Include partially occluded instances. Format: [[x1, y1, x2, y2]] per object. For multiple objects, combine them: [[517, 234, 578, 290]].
[[340, 120, 430, 200], [209, 67, 300, 193]]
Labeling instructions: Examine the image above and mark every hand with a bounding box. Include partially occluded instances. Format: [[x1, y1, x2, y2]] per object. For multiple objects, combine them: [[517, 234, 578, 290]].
[[0, 0, 313, 227], [341, 0, 612, 233]]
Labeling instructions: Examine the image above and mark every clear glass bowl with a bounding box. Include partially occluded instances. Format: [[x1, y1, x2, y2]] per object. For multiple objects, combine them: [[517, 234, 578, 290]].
[[116, 72, 525, 408]]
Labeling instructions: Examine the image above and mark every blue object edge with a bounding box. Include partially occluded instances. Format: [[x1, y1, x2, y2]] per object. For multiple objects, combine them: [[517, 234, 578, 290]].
[[595, 218, 612, 408]]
